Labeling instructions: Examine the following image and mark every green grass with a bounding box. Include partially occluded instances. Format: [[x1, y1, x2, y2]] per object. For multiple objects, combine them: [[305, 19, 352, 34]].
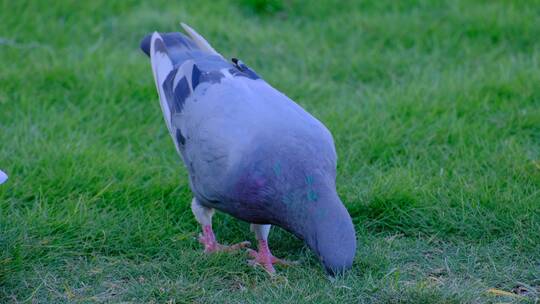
[[1, 0, 539, 302]]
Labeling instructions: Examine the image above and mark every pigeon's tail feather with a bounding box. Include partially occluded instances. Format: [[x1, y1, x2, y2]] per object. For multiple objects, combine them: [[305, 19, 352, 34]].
[[140, 23, 221, 60], [140, 31, 199, 58], [140, 34, 152, 56], [180, 23, 221, 57]]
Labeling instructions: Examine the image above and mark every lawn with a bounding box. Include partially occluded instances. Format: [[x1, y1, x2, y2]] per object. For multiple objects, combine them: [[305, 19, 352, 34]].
[[1, 0, 539, 303]]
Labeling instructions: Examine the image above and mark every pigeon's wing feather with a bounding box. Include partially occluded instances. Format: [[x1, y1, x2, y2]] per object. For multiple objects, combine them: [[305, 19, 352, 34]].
[[149, 33, 181, 153], [147, 28, 263, 156], [148, 30, 235, 153], [180, 22, 221, 56]]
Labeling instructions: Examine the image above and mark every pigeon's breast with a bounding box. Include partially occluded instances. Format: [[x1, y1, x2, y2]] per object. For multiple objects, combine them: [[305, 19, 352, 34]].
[[212, 135, 338, 225]]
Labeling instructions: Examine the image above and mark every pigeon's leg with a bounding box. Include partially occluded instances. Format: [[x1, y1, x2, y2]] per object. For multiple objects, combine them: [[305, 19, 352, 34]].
[[191, 198, 250, 253], [248, 224, 296, 274]]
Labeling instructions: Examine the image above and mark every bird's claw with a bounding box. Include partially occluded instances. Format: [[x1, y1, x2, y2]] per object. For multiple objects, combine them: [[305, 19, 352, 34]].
[[198, 234, 250, 253], [246, 248, 298, 274]]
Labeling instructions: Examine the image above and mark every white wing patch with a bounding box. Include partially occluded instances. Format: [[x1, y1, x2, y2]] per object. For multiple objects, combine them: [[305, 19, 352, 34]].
[[150, 32, 175, 134], [174, 60, 196, 91]]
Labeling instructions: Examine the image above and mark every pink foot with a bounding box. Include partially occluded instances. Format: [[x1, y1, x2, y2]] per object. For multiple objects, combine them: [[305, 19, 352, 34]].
[[198, 225, 250, 253], [247, 239, 297, 274]]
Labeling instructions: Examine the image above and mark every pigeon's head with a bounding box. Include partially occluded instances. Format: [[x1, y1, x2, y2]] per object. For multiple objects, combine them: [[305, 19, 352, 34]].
[[296, 189, 357, 276]]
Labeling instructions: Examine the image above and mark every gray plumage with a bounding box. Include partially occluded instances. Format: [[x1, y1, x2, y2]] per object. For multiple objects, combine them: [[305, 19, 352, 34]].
[[140, 24, 356, 275]]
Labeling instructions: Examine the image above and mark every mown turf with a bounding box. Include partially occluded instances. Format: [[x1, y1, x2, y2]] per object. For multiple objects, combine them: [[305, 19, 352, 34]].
[[1, 0, 539, 303]]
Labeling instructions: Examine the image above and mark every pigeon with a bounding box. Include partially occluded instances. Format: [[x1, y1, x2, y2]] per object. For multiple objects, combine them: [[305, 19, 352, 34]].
[[0, 170, 7, 184], [140, 23, 356, 275]]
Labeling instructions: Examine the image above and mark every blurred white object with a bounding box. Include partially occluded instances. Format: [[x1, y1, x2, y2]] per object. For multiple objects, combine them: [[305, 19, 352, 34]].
[[0, 170, 7, 184]]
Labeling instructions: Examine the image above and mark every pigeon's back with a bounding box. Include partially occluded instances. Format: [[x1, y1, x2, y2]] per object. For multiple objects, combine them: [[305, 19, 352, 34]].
[[141, 26, 337, 225]]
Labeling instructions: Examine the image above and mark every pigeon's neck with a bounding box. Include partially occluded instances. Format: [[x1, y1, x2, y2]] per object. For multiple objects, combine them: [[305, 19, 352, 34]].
[[278, 182, 357, 275], [277, 179, 341, 239]]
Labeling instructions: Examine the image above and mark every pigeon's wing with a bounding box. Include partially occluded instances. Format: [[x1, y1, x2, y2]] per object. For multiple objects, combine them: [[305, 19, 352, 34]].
[[146, 29, 261, 158], [147, 31, 225, 153], [148, 32, 177, 148]]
